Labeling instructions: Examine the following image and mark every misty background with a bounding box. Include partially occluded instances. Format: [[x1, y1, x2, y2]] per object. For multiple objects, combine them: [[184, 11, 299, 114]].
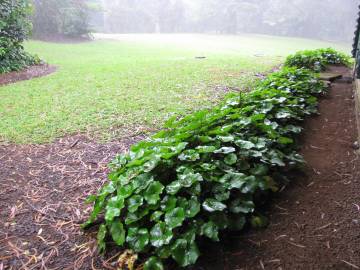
[[31, 0, 358, 43]]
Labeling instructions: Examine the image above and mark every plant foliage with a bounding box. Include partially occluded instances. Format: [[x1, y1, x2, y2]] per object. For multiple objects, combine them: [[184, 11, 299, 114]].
[[83, 48, 335, 268], [0, 0, 40, 73], [285, 48, 352, 72]]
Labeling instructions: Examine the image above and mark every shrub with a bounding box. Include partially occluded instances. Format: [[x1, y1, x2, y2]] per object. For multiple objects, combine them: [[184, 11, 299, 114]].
[[285, 48, 352, 72], [0, 0, 40, 73], [83, 64, 326, 269]]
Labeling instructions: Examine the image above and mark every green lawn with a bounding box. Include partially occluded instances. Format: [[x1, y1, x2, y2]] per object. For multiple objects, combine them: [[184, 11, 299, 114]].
[[0, 34, 350, 144]]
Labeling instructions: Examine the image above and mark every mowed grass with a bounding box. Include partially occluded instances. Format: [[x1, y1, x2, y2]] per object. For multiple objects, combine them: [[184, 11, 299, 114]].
[[0, 34, 350, 144]]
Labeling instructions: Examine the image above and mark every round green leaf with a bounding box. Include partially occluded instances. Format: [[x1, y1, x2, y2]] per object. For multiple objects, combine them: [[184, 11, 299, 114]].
[[202, 199, 227, 212], [127, 195, 143, 213], [110, 220, 125, 246], [171, 239, 200, 267], [224, 153, 237, 165], [178, 171, 203, 188], [150, 211, 164, 222], [214, 147, 236, 154], [178, 150, 200, 161], [144, 257, 164, 270], [235, 139, 255, 150], [105, 196, 124, 222], [165, 207, 185, 228], [150, 222, 173, 247], [229, 199, 255, 214], [201, 221, 219, 241], [185, 197, 201, 218], [126, 227, 149, 252], [118, 183, 135, 199], [166, 180, 182, 195], [196, 145, 217, 153], [161, 196, 177, 212], [144, 181, 164, 205]]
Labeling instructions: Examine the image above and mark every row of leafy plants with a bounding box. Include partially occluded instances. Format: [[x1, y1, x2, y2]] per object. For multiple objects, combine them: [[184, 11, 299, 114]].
[[0, 0, 40, 74], [284, 47, 351, 72], [83, 49, 350, 269]]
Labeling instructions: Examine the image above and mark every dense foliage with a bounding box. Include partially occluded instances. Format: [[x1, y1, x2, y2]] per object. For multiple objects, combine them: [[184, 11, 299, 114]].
[[285, 48, 352, 72], [32, 0, 91, 38], [0, 0, 40, 73], [99, 0, 357, 42], [81, 48, 353, 269]]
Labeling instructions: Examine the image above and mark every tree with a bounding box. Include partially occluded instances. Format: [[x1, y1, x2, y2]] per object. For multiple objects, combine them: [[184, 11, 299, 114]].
[[32, 0, 91, 38], [103, 0, 186, 33], [98, 0, 357, 42], [0, 0, 39, 73]]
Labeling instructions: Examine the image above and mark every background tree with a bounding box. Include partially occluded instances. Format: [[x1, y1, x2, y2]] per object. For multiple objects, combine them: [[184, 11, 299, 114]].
[[32, 0, 91, 38], [0, 0, 39, 73], [99, 0, 357, 42]]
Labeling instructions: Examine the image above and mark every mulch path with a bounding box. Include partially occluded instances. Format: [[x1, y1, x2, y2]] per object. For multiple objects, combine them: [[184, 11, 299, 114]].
[[1, 66, 359, 270], [0, 65, 57, 86]]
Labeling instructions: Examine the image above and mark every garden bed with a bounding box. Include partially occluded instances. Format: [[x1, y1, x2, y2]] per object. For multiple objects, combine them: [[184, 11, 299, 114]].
[[0, 64, 57, 86], [0, 66, 359, 269]]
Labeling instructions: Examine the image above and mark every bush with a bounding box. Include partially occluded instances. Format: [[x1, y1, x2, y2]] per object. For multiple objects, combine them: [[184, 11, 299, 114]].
[[83, 62, 326, 268], [285, 48, 352, 72], [0, 0, 40, 73]]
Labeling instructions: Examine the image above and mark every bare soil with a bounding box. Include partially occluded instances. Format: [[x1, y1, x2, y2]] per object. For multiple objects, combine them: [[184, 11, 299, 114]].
[[0, 66, 359, 270], [0, 65, 57, 86]]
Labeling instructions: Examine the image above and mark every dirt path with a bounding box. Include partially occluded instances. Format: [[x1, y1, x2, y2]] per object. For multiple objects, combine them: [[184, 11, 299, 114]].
[[1, 67, 359, 270]]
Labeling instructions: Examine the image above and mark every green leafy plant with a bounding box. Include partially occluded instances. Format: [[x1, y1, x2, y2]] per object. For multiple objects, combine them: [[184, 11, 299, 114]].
[[83, 58, 327, 268], [285, 48, 352, 72], [0, 0, 40, 73]]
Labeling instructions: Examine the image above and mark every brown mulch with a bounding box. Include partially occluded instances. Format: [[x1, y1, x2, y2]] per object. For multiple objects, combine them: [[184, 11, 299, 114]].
[[0, 66, 359, 270], [0, 135, 143, 269], [0, 65, 57, 86]]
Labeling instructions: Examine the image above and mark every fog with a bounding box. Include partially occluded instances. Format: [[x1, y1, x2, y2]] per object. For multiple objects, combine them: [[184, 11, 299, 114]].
[[96, 0, 357, 42], [32, 0, 358, 43]]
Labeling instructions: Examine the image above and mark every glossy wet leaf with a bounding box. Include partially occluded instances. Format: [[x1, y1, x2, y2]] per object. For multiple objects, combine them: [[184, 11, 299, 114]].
[[235, 139, 255, 149], [214, 147, 236, 154], [224, 153, 237, 165], [171, 239, 200, 267], [202, 199, 227, 212], [110, 220, 125, 246], [126, 228, 149, 252], [144, 182, 164, 205], [144, 257, 164, 270], [201, 221, 219, 241], [178, 150, 200, 161], [150, 222, 173, 247], [166, 180, 182, 195], [229, 199, 255, 214], [165, 207, 185, 228], [127, 195, 143, 213]]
